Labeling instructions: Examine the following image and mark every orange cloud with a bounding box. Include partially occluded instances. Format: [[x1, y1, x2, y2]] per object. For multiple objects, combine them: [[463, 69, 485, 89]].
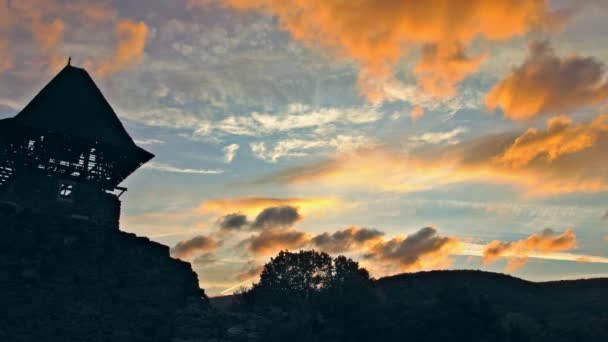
[[34, 18, 65, 50], [0, 0, 11, 28], [235, 263, 264, 281], [0, 1, 146, 75], [255, 148, 459, 193], [0, 39, 11, 73], [486, 41, 608, 121], [257, 113, 608, 196], [9, 0, 65, 50], [244, 228, 312, 255], [414, 43, 486, 98], [240, 225, 459, 272], [496, 114, 608, 167], [171, 235, 219, 260], [312, 227, 384, 254], [198, 196, 341, 217], [213, 0, 556, 99], [0, 0, 65, 71], [367, 226, 460, 272], [0, 1, 11, 71], [35, 19, 65, 49], [64, 2, 118, 23], [96, 20, 148, 76], [482, 228, 577, 270], [410, 106, 425, 122], [576, 256, 591, 263]]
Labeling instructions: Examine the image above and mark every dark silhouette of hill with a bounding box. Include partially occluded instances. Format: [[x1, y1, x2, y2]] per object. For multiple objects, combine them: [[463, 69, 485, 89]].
[[209, 252, 608, 342], [3, 214, 608, 342], [0, 212, 214, 342], [374, 270, 608, 341]]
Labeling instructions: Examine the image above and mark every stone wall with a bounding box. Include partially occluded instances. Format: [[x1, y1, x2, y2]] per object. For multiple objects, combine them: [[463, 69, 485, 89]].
[[0, 212, 208, 342], [0, 171, 122, 228]]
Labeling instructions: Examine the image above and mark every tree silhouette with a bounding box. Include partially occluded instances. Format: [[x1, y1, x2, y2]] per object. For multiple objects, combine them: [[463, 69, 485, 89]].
[[245, 250, 371, 308], [330, 255, 370, 292], [251, 250, 333, 300]]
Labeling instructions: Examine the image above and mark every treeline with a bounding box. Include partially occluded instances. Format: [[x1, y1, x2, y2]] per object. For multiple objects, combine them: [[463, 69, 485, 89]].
[[213, 250, 608, 342]]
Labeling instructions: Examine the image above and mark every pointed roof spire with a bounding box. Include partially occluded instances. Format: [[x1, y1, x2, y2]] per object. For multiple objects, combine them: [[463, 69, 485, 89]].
[[0, 62, 154, 187], [67, 56, 71, 66], [13, 63, 153, 165]]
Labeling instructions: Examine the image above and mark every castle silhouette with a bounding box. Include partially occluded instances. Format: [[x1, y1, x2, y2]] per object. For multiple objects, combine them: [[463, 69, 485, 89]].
[[0, 60, 153, 227]]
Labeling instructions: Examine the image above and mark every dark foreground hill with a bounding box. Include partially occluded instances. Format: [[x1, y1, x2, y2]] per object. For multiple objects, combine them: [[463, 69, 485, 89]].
[[374, 270, 608, 341], [0, 212, 215, 342], [212, 269, 608, 342], [2, 215, 607, 342]]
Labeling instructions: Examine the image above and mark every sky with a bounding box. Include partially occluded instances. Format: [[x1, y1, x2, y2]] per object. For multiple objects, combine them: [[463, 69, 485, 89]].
[[2, 0, 608, 296]]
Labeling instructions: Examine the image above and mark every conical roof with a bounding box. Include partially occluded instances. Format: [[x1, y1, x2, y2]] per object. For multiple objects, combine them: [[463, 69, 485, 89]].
[[0, 62, 154, 187], [15, 63, 139, 148]]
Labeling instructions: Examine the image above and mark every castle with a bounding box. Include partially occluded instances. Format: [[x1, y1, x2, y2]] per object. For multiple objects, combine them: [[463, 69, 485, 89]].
[[0, 61, 153, 227]]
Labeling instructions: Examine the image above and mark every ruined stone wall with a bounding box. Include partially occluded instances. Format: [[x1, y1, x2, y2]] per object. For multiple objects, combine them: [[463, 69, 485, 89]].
[[0, 213, 208, 342]]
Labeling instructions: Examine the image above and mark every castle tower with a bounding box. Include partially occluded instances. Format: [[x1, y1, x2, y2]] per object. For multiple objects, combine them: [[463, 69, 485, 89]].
[[0, 62, 154, 227]]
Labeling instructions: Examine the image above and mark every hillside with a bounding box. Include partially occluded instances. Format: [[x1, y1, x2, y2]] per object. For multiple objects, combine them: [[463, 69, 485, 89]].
[[212, 269, 608, 341], [374, 270, 608, 341], [0, 212, 213, 342], [2, 211, 607, 342]]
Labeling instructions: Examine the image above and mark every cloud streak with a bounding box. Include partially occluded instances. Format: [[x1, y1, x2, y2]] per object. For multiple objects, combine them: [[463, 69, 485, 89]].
[[196, 103, 382, 137], [144, 162, 224, 175], [408, 127, 469, 145], [482, 229, 577, 270], [254, 113, 608, 196], [250, 135, 376, 162], [198, 196, 341, 217]]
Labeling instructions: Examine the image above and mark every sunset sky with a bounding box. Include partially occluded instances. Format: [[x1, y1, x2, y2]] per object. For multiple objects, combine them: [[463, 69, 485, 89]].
[[2, 0, 608, 295]]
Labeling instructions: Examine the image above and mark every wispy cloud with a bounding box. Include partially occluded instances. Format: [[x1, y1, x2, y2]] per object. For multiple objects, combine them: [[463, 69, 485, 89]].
[[195, 103, 382, 137], [459, 242, 608, 265], [198, 196, 343, 217], [250, 135, 377, 162], [222, 143, 240, 163], [408, 127, 470, 145], [143, 162, 224, 174], [0, 97, 22, 111], [482, 228, 578, 271], [382, 81, 483, 118], [254, 113, 608, 196], [134, 138, 165, 145]]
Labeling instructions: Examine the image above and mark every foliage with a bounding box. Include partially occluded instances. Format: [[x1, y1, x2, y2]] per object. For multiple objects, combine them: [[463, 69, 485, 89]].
[[244, 250, 371, 308], [220, 252, 608, 342]]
